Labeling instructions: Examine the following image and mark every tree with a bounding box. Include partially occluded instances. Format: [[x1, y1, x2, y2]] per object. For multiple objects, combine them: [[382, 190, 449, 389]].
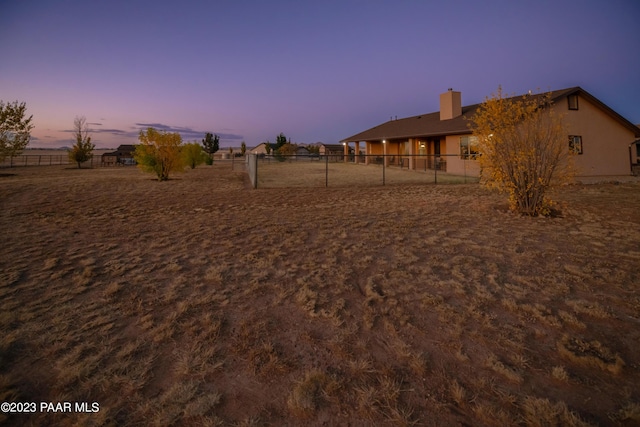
[[240, 141, 246, 156], [68, 116, 95, 168], [0, 100, 33, 163], [181, 142, 208, 169], [134, 127, 184, 181], [202, 132, 219, 163], [265, 141, 272, 155], [470, 87, 572, 216], [275, 132, 287, 149], [277, 142, 296, 156]]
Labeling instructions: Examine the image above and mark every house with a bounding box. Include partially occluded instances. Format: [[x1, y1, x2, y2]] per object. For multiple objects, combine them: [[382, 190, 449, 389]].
[[319, 144, 347, 156], [101, 152, 118, 166], [319, 143, 355, 161], [295, 146, 310, 156], [341, 87, 640, 178], [250, 143, 314, 158], [249, 142, 277, 155], [101, 144, 137, 166]]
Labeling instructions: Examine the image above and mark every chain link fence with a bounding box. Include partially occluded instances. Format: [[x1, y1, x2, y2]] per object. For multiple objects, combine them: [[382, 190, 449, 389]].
[[246, 153, 479, 188]]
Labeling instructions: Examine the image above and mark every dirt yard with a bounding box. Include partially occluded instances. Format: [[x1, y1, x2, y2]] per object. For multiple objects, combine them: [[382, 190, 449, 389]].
[[1, 164, 639, 426]]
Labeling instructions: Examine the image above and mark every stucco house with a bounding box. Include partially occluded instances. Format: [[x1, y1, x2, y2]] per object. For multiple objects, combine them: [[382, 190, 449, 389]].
[[249, 142, 276, 155], [341, 87, 640, 178]]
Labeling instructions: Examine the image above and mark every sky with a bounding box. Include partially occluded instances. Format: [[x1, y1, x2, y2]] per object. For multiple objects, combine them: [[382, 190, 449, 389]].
[[1, 0, 639, 149]]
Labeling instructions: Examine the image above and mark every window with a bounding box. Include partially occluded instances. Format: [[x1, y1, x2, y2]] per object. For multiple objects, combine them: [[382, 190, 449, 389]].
[[460, 136, 479, 159], [569, 135, 583, 155], [568, 94, 579, 110]]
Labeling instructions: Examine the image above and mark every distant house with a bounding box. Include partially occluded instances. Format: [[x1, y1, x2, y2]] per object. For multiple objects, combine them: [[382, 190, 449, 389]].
[[101, 152, 118, 166], [341, 87, 640, 178], [250, 142, 312, 158], [295, 146, 310, 156], [319, 144, 345, 156], [249, 142, 277, 155], [319, 143, 354, 161], [101, 144, 137, 166]]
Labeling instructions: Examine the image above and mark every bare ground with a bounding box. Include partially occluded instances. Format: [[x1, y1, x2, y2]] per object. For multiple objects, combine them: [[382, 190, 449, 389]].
[[0, 164, 639, 426]]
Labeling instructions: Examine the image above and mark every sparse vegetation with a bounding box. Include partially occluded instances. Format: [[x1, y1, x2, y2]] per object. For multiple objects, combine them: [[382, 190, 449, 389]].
[[181, 142, 208, 169], [68, 116, 95, 168], [201, 132, 219, 164], [471, 87, 573, 216], [0, 164, 638, 425], [0, 100, 33, 162], [134, 127, 184, 180]]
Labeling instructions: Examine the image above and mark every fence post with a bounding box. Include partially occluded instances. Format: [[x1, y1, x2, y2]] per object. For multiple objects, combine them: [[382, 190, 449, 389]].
[[325, 154, 328, 187], [434, 156, 438, 185], [464, 157, 467, 183], [253, 154, 258, 189], [382, 155, 386, 186]]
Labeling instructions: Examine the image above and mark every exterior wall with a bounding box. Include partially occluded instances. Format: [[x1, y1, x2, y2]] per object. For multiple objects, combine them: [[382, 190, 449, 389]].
[[442, 134, 481, 177], [366, 142, 384, 155], [441, 96, 639, 178], [386, 141, 404, 156], [440, 90, 462, 120], [250, 143, 268, 155], [559, 96, 637, 176], [101, 154, 118, 166]]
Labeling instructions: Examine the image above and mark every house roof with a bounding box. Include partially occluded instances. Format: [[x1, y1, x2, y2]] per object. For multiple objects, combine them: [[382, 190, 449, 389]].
[[117, 144, 137, 152], [321, 143, 349, 150], [341, 87, 640, 142], [250, 142, 277, 150]]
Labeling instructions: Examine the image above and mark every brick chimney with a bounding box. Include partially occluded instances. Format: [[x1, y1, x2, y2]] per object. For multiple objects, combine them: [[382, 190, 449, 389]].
[[440, 88, 462, 120]]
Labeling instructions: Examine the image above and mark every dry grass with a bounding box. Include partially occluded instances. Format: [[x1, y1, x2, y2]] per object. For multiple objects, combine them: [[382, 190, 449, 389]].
[[255, 159, 479, 187], [0, 164, 639, 425]]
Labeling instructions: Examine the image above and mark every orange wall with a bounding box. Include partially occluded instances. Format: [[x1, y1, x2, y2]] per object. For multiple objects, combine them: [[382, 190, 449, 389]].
[[558, 96, 637, 176], [442, 135, 481, 177]]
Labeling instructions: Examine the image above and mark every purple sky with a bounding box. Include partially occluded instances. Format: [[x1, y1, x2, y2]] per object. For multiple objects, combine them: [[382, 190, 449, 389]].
[[1, 0, 639, 149]]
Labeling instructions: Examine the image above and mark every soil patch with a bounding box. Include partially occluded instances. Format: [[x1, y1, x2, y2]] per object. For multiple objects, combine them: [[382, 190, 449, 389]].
[[1, 164, 639, 426]]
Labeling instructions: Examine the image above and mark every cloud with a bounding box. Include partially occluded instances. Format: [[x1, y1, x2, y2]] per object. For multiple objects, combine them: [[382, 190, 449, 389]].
[[90, 128, 132, 135], [87, 122, 102, 126], [133, 123, 243, 142], [61, 127, 137, 138], [52, 122, 244, 148]]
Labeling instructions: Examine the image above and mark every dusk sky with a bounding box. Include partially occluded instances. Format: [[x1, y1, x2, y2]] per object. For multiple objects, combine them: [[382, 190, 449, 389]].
[[1, 0, 639, 149]]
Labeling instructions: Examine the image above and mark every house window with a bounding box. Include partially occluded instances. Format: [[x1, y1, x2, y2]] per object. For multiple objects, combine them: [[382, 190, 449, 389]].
[[460, 136, 479, 159], [568, 94, 579, 110], [569, 135, 583, 155]]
